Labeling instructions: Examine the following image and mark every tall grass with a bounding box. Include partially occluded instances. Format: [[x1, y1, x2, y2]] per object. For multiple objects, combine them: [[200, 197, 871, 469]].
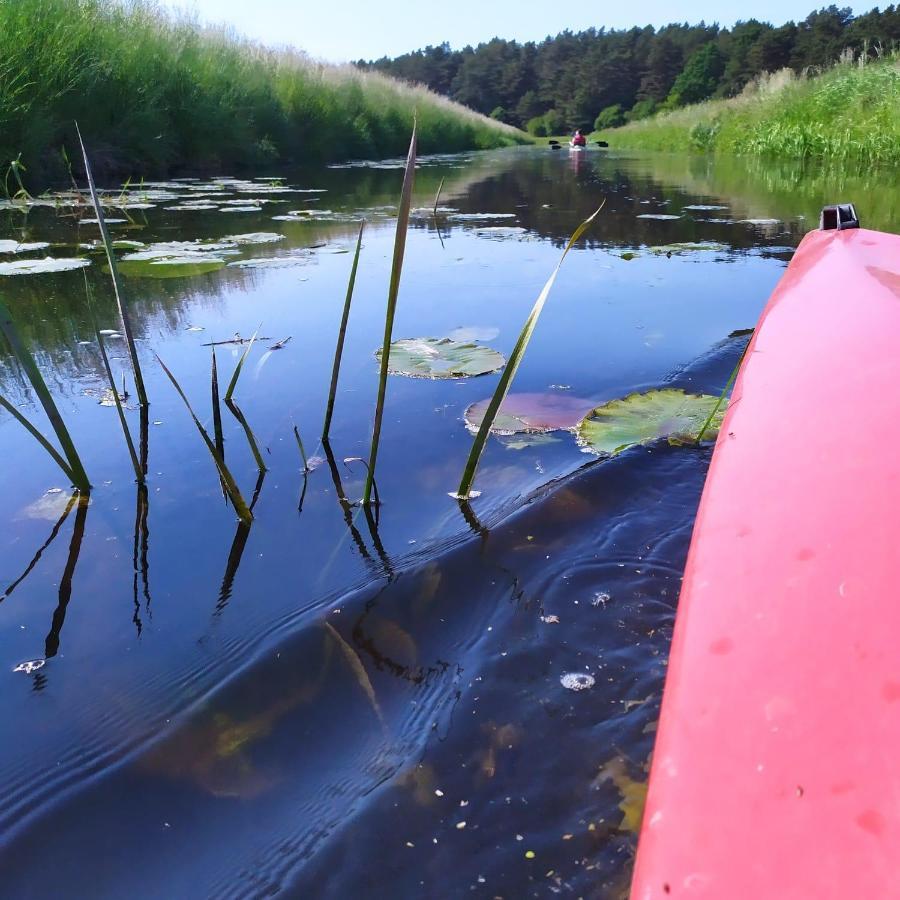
[[0, 0, 523, 188], [601, 56, 900, 165]]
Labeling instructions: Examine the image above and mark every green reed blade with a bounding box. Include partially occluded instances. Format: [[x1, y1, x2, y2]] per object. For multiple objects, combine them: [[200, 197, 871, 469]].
[[364, 120, 417, 505], [322, 220, 365, 441], [695, 335, 752, 444], [154, 353, 253, 524], [432, 176, 445, 216], [0, 393, 75, 484], [0, 298, 88, 490], [84, 276, 142, 482], [225, 398, 267, 473], [224, 324, 260, 401], [293, 424, 309, 471], [211, 348, 224, 458], [456, 202, 605, 499], [76, 123, 148, 408]]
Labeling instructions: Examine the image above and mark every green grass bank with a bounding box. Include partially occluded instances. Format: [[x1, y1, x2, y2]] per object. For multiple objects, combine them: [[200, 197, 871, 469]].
[[0, 0, 524, 188], [598, 57, 900, 166]]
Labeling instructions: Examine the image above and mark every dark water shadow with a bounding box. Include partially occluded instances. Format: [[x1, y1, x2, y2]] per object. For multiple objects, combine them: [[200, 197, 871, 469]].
[[44, 493, 90, 660]]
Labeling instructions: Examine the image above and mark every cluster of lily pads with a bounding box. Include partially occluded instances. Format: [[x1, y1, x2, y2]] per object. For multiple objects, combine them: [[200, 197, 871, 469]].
[[376, 331, 726, 458]]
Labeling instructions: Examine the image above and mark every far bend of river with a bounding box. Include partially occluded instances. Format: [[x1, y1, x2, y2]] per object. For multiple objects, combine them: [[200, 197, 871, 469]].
[[0, 147, 896, 898]]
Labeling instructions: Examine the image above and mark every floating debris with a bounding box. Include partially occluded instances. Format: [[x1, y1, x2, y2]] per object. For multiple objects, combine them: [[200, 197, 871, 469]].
[[13, 660, 46, 674]]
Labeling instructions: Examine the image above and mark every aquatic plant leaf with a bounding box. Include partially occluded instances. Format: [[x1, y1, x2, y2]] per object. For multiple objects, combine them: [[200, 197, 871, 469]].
[[115, 258, 226, 279], [224, 325, 260, 400], [226, 255, 310, 269], [376, 337, 505, 379], [0, 257, 90, 275], [365, 120, 417, 505], [595, 757, 648, 834], [0, 299, 88, 489], [577, 389, 726, 456], [647, 241, 729, 255], [220, 232, 285, 245], [323, 621, 385, 728], [635, 213, 682, 220], [465, 392, 596, 434], [0, 241, 50, 254], [455, 203, 605, 499], [323, 221, 365, 440], [154, 353, 252, 524], [77, 125, 147, 407]]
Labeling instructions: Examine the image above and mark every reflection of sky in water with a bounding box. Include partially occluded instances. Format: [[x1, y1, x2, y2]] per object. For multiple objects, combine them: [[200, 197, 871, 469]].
[[0, 146, 890, 896]]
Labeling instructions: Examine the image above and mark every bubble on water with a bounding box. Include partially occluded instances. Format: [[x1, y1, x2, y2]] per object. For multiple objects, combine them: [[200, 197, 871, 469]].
[[592, 591, 611, 608], [560, 672, 595, 691], [13, 659, 45, 674]]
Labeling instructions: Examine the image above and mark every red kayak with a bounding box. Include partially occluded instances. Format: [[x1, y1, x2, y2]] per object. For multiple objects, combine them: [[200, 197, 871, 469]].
[[631, 207, 900, 899]]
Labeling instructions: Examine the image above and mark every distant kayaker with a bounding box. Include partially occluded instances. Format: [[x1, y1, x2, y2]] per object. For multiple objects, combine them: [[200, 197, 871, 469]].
[[571, 129, 587, 147]]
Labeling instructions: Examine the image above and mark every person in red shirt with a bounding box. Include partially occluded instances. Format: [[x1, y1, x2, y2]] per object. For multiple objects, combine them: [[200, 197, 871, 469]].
[[571, 129, 587, 147]]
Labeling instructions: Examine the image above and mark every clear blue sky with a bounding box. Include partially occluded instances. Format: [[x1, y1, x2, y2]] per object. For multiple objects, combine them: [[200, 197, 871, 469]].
[[160, 1, 877, 62]]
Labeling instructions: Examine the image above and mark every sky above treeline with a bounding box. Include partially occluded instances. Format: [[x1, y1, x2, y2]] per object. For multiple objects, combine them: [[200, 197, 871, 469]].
[[160, 1, 878, 62]]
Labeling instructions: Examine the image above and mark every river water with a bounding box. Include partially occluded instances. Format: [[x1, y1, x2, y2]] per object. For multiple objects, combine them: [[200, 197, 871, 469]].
[[0, 147, 895, 898]]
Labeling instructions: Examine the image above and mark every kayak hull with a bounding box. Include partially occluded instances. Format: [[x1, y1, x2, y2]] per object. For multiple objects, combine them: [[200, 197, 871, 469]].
[[631, 226, 900, 899]]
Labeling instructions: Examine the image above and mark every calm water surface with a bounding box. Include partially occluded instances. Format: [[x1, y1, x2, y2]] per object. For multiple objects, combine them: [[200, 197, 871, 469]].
[[0, 148, 895, 898]]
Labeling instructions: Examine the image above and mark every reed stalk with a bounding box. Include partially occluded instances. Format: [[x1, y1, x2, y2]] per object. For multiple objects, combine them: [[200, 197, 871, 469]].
[[0, 298, 89, 490], [154, 352, 252, 524], [432, 176, 445, 216], [226, 398, 267, 472], [211, 348, 224, 458], [84, 276, 142, 482], [76, 123, 148, 406], [695, 337, 751, 443], [322, 220, 365, 440], [456, 203, 604, 499], [224, 324, 260, 401], [364, 121, 417, 505]]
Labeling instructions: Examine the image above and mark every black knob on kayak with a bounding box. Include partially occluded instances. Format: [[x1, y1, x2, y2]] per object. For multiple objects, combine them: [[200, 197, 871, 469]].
[[820, 203, 860, 230]]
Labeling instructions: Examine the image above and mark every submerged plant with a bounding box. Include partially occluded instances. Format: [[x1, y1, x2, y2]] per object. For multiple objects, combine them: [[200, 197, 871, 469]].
[[322, 220, 365, 441], [364, 121, 417, 505], [76, 123, 148, 406], [455, 203, 604, 499], [0, 298, 89, 491]]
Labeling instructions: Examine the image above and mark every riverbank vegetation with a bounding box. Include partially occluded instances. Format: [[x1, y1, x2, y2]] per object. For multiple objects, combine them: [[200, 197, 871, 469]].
[[601, 55, 900, 165], [0, 0, 523, 189], [364, 6, 899, 132]]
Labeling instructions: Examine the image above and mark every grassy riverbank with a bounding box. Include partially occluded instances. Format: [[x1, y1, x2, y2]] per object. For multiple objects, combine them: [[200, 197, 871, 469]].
[[599, 57, 900, 166], [0, 0, 523, 188]]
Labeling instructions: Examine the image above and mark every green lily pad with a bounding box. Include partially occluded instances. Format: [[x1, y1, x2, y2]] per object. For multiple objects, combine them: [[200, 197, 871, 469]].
[[375, 337, 505, 379], [577, 389, 726, 456], [114, 257, 227, 279], [647, 242, 729, 255], [0, 256, 90, 275]]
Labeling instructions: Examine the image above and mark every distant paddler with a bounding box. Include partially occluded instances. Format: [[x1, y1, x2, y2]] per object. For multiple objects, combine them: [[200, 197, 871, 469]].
[[570, 129, 587, 148]]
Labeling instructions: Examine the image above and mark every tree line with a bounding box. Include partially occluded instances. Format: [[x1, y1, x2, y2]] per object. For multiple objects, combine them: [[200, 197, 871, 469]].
[[358, 6, 900, 133]]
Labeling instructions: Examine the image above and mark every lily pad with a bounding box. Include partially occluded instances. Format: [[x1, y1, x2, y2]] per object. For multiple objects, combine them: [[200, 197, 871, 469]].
[[0, 240, 50, 254], [683, 204, 729, 211], [0, 257, 90, 275], [220, 232, 285, 245], [115, 257, 227, 279], [375, 337, 505, 379], [465, 392, 596, 435], [636, 214, 682, 221], [226, 253, 312, 269], [647, 241, 729, 255], [577, 388, 726, 456]]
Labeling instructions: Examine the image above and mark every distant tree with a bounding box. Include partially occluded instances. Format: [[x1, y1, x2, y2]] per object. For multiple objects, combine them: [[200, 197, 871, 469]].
[[637, 35, 684, 102], [791, 6, 855, 70], [490, 106, 508, 121], [542, 108, 565, 134], [594, 104, 625, 129], [747, 23, 798, 74], [667, 43, 726, 106], [515, 89, 544, 125], [717, 20, 772, 95]]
